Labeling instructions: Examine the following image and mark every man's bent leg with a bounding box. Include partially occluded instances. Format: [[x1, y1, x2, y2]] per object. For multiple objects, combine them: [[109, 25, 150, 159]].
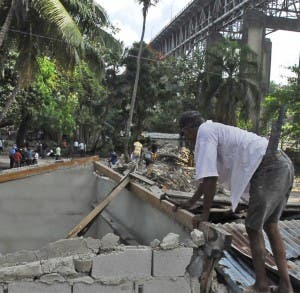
[[246, 226, 269, 292], [264, 222, 293, 293]]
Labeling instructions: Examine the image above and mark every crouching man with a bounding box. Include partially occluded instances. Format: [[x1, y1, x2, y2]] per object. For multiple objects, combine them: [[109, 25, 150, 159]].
[[179, 111, 294, 293]]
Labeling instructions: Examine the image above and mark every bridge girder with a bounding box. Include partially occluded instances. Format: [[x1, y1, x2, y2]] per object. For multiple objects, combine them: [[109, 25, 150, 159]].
[[150, 0, 300, 58]]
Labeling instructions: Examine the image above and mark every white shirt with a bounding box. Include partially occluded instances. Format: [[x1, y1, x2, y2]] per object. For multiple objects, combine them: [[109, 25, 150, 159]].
[[194, 121, 268, 211], [79, 142, 84, 150]]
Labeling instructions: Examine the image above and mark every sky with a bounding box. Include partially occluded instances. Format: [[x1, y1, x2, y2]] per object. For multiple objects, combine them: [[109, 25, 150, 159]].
[[98, 0, 300, 84]]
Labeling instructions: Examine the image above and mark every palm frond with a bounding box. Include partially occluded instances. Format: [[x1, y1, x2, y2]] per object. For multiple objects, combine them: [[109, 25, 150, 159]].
[[33, 0, 83, 48], [83, 41, 105, 79]]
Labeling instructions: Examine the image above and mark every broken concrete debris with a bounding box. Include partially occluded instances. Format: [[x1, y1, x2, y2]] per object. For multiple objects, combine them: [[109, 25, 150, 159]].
[[190, 229, 205, 247], [99, 233, 120, 250], [150, 239, 160, 249], [0, 232, 223, 292], [160, 233, 180, 250]]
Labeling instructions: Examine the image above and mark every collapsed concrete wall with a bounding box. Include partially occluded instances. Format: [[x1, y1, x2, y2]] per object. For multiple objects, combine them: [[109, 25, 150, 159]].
[[0, 234, 203, 293]]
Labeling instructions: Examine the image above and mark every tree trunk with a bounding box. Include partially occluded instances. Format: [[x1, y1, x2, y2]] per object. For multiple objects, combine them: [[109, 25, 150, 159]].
[[0, 0, 14, 48], [0, 74, 22, 123], [16, 112, 31, 147], [124, 10, 147, 161]]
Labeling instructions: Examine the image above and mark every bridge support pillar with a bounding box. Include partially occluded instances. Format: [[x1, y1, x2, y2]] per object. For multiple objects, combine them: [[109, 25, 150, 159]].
[[243, 9, 271, 132], [243, 9, 266, 76], [262, 38, 272, 93]]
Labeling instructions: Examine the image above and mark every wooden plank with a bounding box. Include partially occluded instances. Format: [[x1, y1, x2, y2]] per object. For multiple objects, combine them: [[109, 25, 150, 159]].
[[0, 156, 99, 184], [67, 174, 130, 238], [164, 189, 193, 199], [93, 161, 122, 182], [149, 185, 165, 197], [129, 173, 156, 185]]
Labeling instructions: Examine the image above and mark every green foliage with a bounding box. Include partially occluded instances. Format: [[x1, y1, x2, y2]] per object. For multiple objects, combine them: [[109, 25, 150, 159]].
[[262, 65, 300, 147], [26, 57, 78, 140], [0, 0, 122, 124], [205, 39, 260, 127]]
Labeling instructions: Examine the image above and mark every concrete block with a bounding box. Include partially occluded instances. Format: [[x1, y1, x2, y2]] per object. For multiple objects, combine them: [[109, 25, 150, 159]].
[[92, 247, 151, 280], [0, 261, 42, 281], [8, 281, 71, 293], [73, 282, 133, 293], [153, 247, 193, 277], [140, 277, 190, 293]]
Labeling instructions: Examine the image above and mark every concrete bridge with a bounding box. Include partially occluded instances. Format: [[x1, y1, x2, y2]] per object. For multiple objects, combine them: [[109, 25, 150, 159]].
[[150, 0, 299, 89]]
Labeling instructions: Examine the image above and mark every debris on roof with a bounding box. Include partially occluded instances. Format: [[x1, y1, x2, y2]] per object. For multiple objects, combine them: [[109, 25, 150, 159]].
[[216, 220, 300, 289]]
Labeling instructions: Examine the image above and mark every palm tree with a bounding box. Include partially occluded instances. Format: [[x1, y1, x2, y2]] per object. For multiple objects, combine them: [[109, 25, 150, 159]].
[[124, 0, 159, 160], [0, 0, 121, 123], [205, 39, 261, 130]]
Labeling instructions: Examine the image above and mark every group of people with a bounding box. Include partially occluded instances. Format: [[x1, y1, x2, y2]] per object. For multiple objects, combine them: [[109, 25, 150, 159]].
[[8, 145, 38, 168], [73, 140, 86, 157], [108, 140, 158, 176]]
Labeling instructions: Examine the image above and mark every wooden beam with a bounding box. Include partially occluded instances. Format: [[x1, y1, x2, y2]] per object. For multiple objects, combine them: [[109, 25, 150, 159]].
[[94, 161, 122, 182], [67, 174, 130, 238], [0, 156, 99, 184], [129, 173, 156, 185]]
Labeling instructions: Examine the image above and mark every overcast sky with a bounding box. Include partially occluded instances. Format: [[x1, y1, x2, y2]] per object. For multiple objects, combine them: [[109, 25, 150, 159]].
[[98, 0, 299, 84]]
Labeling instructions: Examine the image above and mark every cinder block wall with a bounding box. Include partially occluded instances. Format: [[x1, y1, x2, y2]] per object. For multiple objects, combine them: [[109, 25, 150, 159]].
[[0, 237, 198, 293]]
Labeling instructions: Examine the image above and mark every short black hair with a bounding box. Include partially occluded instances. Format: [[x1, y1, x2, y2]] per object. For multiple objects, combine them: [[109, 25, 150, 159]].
[[179, 111, 205, 129]]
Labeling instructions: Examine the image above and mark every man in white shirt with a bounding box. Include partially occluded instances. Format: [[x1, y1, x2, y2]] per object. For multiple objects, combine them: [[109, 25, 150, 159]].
[[179, 111, 294, 293], [79, 142, 85, 157]]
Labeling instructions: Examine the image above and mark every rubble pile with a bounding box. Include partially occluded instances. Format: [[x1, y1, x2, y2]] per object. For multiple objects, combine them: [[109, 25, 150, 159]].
[[149, 144, 195, 192]]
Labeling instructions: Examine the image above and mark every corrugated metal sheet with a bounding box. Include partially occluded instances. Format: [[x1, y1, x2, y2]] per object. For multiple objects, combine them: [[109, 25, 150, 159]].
[[218, 251, 256, 290], [215, 220, 300, 286]]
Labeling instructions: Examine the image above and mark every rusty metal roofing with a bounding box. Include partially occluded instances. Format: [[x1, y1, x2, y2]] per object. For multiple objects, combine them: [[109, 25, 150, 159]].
[[218, 251, 256, 290], [215, 220, 300, 286]]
